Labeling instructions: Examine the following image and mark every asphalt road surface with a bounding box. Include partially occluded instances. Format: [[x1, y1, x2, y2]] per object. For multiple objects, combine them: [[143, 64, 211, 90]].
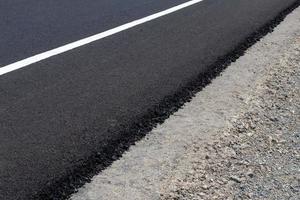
[[0, 0, 299, 199]]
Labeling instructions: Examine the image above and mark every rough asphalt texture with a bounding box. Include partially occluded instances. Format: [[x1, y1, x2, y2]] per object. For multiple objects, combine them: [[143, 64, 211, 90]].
[[1, 1, 300, 200], [72, 7, 300, 200]]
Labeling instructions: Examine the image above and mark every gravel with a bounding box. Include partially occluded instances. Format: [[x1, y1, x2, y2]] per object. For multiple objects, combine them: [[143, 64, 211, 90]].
[[160, 24, 300, 200]]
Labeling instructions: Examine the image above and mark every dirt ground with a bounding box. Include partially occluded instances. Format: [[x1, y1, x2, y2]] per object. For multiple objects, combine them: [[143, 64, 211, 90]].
[[160, 29, 300, 200]]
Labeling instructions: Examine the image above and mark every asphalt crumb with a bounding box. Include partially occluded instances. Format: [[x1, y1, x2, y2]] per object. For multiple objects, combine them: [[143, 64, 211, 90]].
[[160, 35, 300, 200]]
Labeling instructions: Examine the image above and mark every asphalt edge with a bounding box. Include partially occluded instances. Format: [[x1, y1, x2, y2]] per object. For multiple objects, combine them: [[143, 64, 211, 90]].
[[32, 1, 300, 199]]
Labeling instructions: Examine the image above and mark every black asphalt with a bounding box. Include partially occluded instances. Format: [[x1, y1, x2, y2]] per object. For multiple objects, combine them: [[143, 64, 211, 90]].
[[0, 0, 188, 66], [0, 0, 299, 199]]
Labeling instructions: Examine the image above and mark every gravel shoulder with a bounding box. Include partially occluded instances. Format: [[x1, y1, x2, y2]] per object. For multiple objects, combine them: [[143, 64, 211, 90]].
[[161, 25, 300, 200], [71, 7, 300, 200]]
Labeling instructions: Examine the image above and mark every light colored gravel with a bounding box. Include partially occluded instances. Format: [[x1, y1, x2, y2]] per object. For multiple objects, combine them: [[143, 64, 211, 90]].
[[160, 30, 300, 200], [71, 7, 300, 200]]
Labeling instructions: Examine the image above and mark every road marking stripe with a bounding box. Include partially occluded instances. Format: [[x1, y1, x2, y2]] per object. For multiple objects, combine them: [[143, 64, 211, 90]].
[[0, 0, 203, 76]]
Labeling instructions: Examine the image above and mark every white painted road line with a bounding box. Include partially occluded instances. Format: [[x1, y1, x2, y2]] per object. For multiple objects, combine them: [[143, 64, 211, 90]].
[[0, 0, 204, 76]]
